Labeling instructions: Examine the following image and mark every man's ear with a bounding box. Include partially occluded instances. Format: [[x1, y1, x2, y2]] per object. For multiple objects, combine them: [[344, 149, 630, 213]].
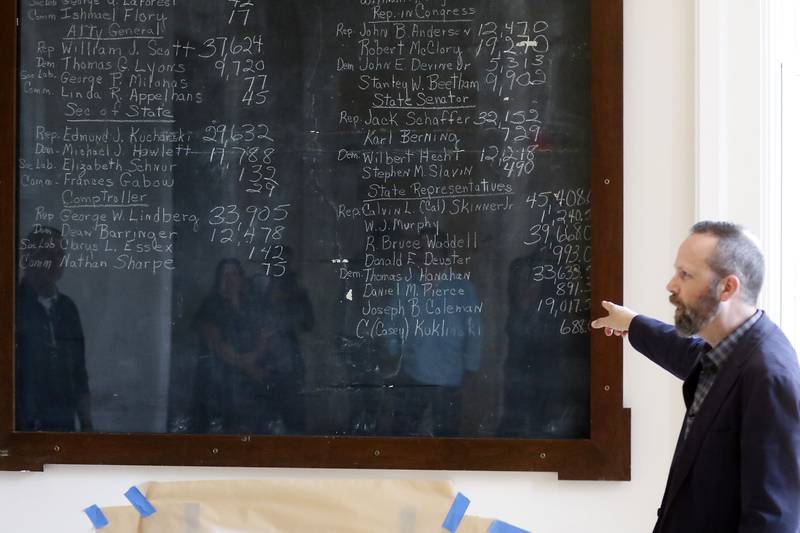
[[718, 274, 741, 302]]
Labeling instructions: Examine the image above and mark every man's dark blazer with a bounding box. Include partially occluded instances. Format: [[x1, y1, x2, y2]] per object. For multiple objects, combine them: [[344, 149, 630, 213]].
[[629, 312, 800, 533]]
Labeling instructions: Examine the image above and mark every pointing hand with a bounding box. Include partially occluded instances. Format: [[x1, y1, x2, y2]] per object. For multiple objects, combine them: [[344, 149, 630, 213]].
[[591, 300, 637, 337]]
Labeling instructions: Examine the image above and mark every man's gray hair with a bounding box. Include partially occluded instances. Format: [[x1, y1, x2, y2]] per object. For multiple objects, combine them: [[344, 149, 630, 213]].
[[690, 221, 764, 305]]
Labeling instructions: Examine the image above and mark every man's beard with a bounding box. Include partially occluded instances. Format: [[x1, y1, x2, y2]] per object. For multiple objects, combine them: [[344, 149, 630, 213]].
[[670, 281, 721, 337]]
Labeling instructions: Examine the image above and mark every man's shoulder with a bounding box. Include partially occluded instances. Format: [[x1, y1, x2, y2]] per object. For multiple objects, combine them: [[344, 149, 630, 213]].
[[745, 313, 796, 356], [739, 314, 800, 382], [54, 292, 80, 312]]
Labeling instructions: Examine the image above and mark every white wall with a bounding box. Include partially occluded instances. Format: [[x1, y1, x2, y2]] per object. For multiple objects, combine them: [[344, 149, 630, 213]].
[[0, 1, 699, 531], [695, 0, 764, 232], [720, 0, 762, 233]]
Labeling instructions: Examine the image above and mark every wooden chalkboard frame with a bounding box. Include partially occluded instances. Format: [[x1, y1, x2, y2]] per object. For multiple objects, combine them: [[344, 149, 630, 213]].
[[0, 0, 627, 479]]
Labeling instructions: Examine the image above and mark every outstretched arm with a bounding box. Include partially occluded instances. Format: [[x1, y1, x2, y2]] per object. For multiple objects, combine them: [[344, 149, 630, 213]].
[[591, 300, 704, 381]]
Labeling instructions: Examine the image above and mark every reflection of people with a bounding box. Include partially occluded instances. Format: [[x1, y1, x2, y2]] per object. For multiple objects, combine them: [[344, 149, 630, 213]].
[[389, 229, 482, 436], [16, 226, 92, 431], [593, 221, 800, 532], [252, 246, 314, 434], [335, 229, 398, 435], [499, 251, 589, 437], [193, 258, 261, 433]]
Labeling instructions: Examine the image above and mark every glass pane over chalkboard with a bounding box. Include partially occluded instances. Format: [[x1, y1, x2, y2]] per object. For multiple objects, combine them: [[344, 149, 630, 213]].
[[15, 0, 591, 438]]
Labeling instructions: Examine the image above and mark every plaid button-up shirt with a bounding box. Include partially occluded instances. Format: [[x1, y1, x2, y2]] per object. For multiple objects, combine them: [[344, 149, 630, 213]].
[[683, 310, 762, 440]]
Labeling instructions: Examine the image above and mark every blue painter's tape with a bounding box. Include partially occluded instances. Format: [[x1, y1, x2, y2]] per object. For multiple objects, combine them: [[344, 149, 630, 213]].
[[488, 520, 530, 533], [84, 504, 109, 529], [442, 492, 471, 532], [124, 486, 157, 518]]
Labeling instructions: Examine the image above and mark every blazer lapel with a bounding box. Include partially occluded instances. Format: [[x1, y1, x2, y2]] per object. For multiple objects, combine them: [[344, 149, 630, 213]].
[[682, 364, 702, 409], [659, 315, 769, 516]]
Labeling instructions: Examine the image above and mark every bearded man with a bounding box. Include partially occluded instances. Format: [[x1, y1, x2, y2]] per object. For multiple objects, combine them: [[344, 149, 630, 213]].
[[592, 221, 800, 533]]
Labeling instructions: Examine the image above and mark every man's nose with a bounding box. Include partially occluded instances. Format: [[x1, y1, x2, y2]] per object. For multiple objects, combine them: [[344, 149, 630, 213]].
[[666, 276, 677, 294]]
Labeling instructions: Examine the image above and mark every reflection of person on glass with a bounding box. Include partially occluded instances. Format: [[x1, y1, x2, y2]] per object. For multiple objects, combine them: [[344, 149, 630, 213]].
[[252, 246, 314, 434], [499, 248, 588, 437], [334, 229, 398, 435], [389, 228, 482, 436], [16, 226, 92, 431], [193, 258, 260, 433]]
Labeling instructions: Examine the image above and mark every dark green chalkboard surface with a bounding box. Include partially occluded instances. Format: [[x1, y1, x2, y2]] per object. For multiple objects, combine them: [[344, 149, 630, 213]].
[[2, 0, 627, 477]]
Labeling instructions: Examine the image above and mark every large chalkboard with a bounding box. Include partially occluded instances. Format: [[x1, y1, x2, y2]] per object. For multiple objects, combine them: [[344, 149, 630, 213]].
[[2, 0, 627, 477]]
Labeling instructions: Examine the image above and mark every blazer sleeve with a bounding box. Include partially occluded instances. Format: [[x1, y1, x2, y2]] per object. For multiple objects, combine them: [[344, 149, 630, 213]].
[[628, 315, 707, 381], [739, 370, 800, 532]]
